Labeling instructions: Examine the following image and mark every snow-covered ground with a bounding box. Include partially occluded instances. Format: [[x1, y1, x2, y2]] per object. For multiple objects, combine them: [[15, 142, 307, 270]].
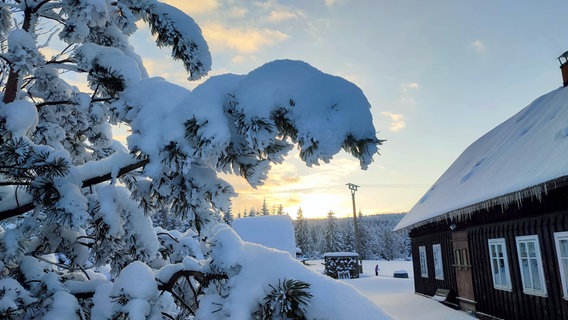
[[304, 259, 475, 320]]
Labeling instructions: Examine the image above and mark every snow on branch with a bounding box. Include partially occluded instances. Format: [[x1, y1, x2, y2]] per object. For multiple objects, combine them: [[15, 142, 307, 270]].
[[114, 60, 382, 188], [143, 2, 211, 80], [230, 59, 383, 169], [0, 151, 147, 221]]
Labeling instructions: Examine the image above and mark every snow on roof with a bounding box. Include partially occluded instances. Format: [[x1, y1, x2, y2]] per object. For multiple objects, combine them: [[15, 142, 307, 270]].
[[232, 215, 296, 256], [323, 252, 359, 257], [395, 86, 568, 231]]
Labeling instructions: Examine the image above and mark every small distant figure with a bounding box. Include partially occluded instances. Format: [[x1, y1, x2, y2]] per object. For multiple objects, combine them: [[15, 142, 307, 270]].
[[375, 264, 380, 276]]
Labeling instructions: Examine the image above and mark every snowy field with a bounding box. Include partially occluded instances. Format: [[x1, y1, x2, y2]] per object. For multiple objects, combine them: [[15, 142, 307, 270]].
[[304, 260, 475, 320]]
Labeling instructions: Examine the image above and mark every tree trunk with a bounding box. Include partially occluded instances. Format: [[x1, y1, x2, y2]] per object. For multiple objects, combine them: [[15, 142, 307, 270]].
[[3, 6, 34, 104]]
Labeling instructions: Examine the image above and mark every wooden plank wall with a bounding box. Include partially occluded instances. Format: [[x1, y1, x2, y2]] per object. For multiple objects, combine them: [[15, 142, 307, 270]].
[[412, 231, 458, 305], [469, 212, 568, 320]]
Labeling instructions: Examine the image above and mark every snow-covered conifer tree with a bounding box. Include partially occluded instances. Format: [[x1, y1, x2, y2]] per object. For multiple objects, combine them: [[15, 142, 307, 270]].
[[310, 223, 324, 256], [223, 204, 234, 226], [261, 198, 270, 216], [324, 211, 341, 253], [358, 211, 370, 259], [0, 1, 383, 318], [248, 207, 257, 217], [340, 221, 355, 252], [295, 207, 310, 257]]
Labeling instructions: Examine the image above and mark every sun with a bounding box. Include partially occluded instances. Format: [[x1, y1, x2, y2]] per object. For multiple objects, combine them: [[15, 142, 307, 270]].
[[285, 192, 349, 220]]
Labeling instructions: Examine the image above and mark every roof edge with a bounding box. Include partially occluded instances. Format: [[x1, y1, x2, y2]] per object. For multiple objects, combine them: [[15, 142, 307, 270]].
[[394, 175, 568, 232]]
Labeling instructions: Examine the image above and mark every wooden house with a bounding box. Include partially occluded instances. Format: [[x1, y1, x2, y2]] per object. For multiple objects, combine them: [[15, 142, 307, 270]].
[[394, 62, 568, 319]]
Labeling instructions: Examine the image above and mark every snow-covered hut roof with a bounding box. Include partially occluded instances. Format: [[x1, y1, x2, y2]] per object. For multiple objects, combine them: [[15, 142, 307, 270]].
[[323, 252, 359, 258], [232, 215, 296, 256], [395, 86, 568, 231]]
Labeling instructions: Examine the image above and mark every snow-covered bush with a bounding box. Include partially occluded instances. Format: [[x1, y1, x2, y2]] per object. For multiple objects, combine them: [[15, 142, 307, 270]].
[[0, 1, 384, 318]]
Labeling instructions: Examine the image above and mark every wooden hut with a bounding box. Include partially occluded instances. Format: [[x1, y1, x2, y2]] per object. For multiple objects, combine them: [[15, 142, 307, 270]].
[[395, 83, 568, 319]]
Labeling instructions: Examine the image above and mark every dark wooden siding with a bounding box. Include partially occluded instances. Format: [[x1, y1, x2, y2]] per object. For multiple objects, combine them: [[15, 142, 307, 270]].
[[469, 212, 568, 320], [411, 230, 458, 306], [409, 184, 568, 320]]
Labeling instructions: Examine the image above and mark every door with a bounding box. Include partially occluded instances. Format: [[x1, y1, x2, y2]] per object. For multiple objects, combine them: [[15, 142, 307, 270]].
[[452, 230, 476, 312]]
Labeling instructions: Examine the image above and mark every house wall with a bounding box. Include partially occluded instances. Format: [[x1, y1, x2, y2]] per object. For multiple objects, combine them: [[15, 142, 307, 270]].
[[409, 184, 568, 320], [469, 211, 568, 320], [410, 228, 458, 306]]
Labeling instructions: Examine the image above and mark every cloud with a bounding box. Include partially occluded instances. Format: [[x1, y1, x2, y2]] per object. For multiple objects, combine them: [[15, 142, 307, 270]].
[[471, 40, 486, 53], [142, 57, 193, 86], [381, 112, 406, 132], [228, 7, 248, 18], [254, 0, 278, 10], [267, 10, 305, 23], [398, 82, 419, 107], [163, 0, 219, 14], [231, 55, 245, 64], [325, 0, 343, 6], [402, 82, 419, 92], [284, 195, 302, 206], [202, 24, 289, 53]]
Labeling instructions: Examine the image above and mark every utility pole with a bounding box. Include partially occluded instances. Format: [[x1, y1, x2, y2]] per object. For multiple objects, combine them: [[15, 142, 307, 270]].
[[347, 183, 362, 273]]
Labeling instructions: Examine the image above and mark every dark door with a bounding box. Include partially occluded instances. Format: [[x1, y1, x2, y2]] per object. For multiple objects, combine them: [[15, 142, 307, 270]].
[[452, 230, 476, 312]]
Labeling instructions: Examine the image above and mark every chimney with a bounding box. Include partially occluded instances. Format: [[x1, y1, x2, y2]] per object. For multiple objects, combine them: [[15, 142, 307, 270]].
[[558, 51, 568, 87]]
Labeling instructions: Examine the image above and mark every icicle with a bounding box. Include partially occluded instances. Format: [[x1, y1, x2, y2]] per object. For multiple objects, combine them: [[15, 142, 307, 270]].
[[409, 180, 560, 230]]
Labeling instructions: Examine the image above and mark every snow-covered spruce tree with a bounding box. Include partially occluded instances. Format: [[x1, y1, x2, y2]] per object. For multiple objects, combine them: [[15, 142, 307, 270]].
[[0, 1, 383, 318], [324, 211, 341, 253], [261, 198, 270, 216], [357, 211, 370, 259], [223, 204, 234, 226], [294, 207, 310, 257], [248, 207, 257, 217], [339, 221, 355, 253]]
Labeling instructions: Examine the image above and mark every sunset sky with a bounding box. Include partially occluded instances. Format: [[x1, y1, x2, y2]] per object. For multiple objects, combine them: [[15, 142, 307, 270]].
[[131, 0, 568, 219]]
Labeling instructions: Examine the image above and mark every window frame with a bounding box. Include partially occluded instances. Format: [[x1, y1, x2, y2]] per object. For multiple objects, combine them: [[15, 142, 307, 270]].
[[515, 235, 547, 297], [432, 244, 444, 280], [554, 231, 568, 299], [487, 238, 512, 291], [419, 245, 428, 278]]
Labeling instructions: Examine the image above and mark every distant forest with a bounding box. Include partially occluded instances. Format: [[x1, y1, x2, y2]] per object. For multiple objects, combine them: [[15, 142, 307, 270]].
[[294, 211, 410, 261]]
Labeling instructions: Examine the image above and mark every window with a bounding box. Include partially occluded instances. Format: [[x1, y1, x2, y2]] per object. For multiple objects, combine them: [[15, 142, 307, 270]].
[[554, 232, 568, 299], [419, 246, 428, 278], [453, 248, 470, 269], [516, 235, 547, 296], [461, 249, 469, 266], [488, 238, 512, 291], [433, 244, 444, 280], [454, 249, 462, 266]]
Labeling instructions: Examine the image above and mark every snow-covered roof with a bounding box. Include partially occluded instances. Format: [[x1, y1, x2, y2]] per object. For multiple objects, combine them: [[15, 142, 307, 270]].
[[232, 215, 296, 256], [395, 86, 568, 231], [323, 252, 359, 257]]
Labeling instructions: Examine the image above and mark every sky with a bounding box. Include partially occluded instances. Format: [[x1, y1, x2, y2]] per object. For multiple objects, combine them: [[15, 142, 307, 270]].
[[130, 0, 568, 219]]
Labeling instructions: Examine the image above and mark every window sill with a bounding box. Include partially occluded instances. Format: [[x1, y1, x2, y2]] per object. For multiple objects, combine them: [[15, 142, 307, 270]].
[[522, 290, 547, 297], [493, 286, 512, 292]]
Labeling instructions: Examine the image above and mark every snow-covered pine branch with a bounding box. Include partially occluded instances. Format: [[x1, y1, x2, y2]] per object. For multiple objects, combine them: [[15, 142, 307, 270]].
[[0, 1, 385, 318]]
